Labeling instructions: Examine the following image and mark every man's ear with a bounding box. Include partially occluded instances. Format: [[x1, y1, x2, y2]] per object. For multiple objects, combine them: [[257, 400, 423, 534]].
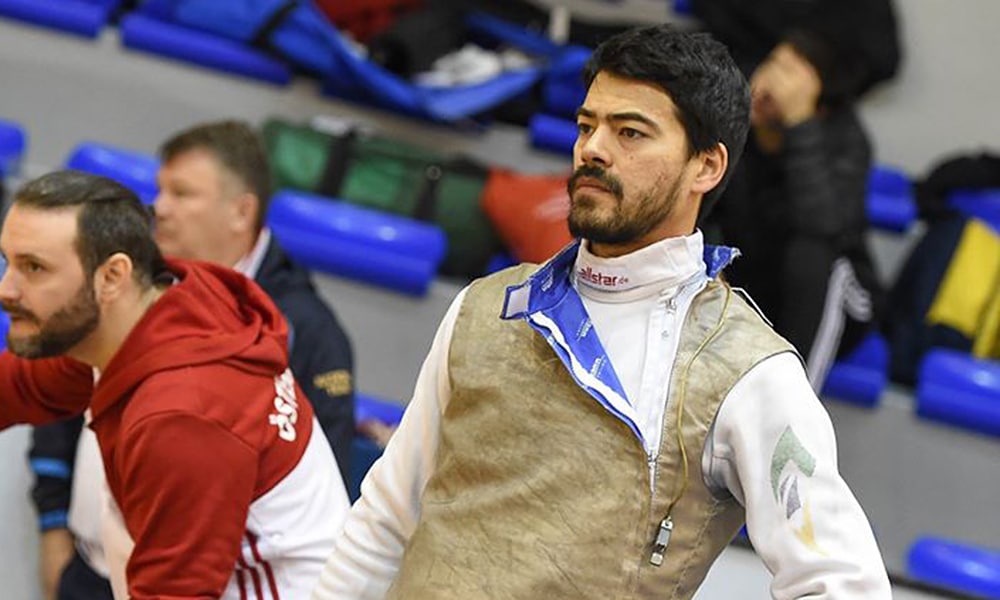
[[95, 252, 135, 303], [230, 192, 258, 235], [691, 142, 728, 195]]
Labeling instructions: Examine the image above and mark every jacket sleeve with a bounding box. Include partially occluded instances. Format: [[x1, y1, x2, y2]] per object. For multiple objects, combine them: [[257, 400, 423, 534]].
[[707, 353, 892, 599], [312, 289, 465, 600], [118, 409, 257, 600], [28, 416, 85, 531], [286, 293, 355, 477], [0, 352, 93, 429], [782, 115, 872, 241]]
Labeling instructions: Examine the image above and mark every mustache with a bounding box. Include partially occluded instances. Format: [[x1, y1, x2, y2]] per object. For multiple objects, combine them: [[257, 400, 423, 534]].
[[1, 302, 38, 322], [567, 165, 624, 200]]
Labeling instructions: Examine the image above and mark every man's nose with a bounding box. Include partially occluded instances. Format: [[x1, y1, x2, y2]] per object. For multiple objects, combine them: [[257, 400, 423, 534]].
[[0, 266, 20, 305], [577, 128, 612, 168]]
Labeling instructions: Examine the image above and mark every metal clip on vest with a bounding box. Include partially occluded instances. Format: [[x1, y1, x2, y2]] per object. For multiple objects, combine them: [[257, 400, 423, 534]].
[[649, 515, 674, 566]]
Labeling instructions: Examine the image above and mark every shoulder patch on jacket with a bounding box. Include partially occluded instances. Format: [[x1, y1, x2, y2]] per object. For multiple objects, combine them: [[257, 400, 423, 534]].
[[313, 369, 352, 397]]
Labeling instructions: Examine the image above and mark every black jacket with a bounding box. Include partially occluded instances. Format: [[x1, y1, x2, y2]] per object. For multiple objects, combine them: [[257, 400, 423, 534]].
[[28, 236, 354, 531], [710, 110, 882, 358], [691, 0, 900, 104]]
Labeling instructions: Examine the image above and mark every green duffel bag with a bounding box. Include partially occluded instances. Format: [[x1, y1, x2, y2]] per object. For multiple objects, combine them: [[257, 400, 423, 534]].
[[262, 118, 502, 278]]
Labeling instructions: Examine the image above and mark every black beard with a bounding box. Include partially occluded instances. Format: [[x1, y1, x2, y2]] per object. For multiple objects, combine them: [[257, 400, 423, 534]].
[[4, 283, 100, 359]]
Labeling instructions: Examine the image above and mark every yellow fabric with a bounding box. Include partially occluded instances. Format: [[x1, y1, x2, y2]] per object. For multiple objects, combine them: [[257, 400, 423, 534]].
[[926, 219, 1000, 359], [974, 283, 1000, 359]]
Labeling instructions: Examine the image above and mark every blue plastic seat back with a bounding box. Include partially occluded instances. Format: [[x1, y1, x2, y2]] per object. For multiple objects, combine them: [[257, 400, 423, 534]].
[[949, 188, 1000, 234], [867, 165, 917, 233], [540, 46, 590, 118], [0, 117, 27, 179], [322, 12, 549, 122], [821, 332, 889, 407], [908, 536, 1000, 599], [348, 436, 381, 503], [266, 190, 447, 296], [673, 0, 694, 15], [354, 393, 405, 428], [529, 113, 576, 156], [485, 252, 517, 275], [64, 141, 160, 204], [916, 349, 1000, 438], [348, 393, 405, 503], [0, 0, 121, 38], [119, 13, 292, 85]]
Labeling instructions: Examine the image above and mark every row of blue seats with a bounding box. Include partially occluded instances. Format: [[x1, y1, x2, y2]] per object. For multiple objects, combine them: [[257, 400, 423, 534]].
[[0, 2, 583, 120], [3, 124, 998, 435], [0, 3, 675, 127], [2, 115, 999, 600], [821, 332, 1000, 438], [1, 3, 943, 235], [62, 139, 448, 297]]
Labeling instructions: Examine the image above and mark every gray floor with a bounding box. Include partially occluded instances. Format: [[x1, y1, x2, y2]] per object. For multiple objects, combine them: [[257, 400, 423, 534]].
[[0, 15, 988, 600]]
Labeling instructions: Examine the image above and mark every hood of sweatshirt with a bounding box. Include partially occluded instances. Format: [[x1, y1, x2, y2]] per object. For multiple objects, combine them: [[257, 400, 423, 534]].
[[90, 258, 288, 418]]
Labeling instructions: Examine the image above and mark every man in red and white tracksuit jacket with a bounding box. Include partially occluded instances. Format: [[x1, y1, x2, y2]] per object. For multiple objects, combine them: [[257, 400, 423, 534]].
[[0, 258, 349, 599]]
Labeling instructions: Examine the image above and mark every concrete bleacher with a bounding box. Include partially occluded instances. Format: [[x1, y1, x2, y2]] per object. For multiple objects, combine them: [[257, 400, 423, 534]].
[[1, 5, 999, 598]]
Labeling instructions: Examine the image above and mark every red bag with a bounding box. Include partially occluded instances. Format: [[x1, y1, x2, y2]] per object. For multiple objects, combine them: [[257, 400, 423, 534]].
[[314, 0, 423, 43], [481, 169, 574, 264]]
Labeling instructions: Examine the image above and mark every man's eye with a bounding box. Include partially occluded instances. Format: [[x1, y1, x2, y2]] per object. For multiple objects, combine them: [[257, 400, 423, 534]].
[[621, 128, 644, 139], [576, 122, 593, 135]]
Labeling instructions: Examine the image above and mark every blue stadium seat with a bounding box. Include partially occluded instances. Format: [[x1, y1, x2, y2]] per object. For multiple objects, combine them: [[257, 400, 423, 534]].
[[119, 13, 292, 86], [673, 0, 694, 16], [0, 117, 27, 179], [267, 190, 447, 297], [916, 349, 1000, 438], [0, 0, 120, 38], [821, 332, 889, 407], [540, 46, 589, 119], [485, 252, 517, 275], [528, 113, 576, 156], [950, 188, 1000, 234], [908, 536, 1000, 599], [867, 165, 918, 233], [349, 393, 405, 502], [64, 141, 159, 204]]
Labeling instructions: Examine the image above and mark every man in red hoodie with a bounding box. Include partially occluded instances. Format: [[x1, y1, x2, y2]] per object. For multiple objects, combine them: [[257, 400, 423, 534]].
[[0, 170, 349, 599]]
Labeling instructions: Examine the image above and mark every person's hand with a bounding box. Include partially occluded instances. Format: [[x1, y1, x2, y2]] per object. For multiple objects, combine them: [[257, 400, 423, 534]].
[[751, 43, 822, 128], [39, 528, 75, 600], [357, 419, 397, 448]]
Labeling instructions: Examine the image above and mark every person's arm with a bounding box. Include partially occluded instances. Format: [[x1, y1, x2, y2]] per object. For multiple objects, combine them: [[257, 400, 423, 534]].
[[706, 352, 891, 599], [312, 289, 466, 600], [0, 352, 93, 429], [38, 529, 75, 600], [29, 417, 84, 531], [117, 409, 257, 599], [752, 44, 870, 240], [782, 115, 871, 240], [29, 416, 86, 600], [287, 294, 355, 477]]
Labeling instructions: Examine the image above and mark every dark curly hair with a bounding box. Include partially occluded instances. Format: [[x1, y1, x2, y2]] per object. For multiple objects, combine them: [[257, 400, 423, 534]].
[[583, 24, 751, 223]]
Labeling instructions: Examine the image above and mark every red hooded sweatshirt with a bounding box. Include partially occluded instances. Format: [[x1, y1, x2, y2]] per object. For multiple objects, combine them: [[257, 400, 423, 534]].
[[0, 259, 348, 599]]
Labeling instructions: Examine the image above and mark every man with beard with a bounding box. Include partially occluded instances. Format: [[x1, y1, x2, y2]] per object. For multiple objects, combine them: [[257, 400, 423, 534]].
[[28, 121, 355, 600], [0, 171, 349, 599], [313, 24, 889, 600]]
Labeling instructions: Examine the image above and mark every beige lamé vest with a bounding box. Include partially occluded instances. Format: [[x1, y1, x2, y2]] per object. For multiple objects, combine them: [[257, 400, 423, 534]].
[[388, 264, 794, 599]]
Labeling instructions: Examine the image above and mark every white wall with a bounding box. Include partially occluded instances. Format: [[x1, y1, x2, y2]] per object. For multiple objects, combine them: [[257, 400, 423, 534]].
[[859, 0, 1000, 175]]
